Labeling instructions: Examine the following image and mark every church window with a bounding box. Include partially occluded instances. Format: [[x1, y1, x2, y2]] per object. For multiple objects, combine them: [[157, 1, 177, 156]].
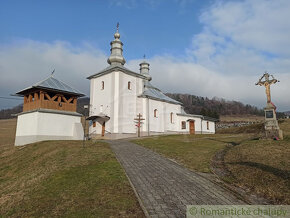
[[170, 112, 174, 123], [181, 121, 186, 129], [128, 81, 131, 90], [93, 121, 96, 127], [101, 81, 104, 90], [154, 109, 158, 118], [207, 121, 209, 130]]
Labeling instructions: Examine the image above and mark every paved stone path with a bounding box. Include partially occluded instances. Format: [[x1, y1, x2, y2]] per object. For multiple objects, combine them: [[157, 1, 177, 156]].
[[108, 140, 245, 218]]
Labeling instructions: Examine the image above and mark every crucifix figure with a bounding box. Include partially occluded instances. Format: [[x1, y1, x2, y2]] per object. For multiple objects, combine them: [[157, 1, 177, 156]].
[[134, 113, 145, 137], [255, 72, 279, 103]]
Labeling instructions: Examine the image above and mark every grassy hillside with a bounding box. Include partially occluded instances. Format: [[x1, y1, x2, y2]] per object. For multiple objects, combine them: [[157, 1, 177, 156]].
[[133, 134, 249, 173], [219, 115, 264, 122], [133, 120, 290, 204], [217, 122, 265, 134], [223, 120, 290, 204], [0, 119, 144, 217]]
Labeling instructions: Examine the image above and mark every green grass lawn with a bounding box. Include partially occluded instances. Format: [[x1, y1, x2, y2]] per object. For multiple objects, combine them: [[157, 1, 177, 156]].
[[224, 120, 290, 204], [0, 119, 144, 217], [133, 134, 251, 173]]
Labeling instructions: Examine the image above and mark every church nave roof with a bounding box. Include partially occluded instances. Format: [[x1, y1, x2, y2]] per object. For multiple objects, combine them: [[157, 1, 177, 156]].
[[139, 81, 182, 105]]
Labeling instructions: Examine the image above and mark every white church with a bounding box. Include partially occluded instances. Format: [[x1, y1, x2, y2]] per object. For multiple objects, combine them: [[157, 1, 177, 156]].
[[87, 27, 217, 139]]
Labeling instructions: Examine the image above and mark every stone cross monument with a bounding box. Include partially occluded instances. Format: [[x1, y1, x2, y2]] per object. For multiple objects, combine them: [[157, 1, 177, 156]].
[[256, 72, 283, 139]]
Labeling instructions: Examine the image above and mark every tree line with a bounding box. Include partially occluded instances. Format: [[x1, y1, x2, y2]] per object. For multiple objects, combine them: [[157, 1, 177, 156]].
[[166, 93, 264, 119]]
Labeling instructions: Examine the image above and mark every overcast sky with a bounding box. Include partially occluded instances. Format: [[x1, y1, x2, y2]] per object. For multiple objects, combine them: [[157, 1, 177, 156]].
[[0, 0, 289, 111]]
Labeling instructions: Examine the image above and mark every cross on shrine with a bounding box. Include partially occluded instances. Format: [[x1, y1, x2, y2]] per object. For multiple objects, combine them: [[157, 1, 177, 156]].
[[134, 113, 145, 137], [255, 72, 279, 103]]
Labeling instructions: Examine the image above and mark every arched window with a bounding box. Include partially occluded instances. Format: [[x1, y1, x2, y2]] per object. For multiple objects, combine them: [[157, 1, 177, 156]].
[[101, 81, 104, 90], [128, 81, 131, 90], [154, 109, 158, 118], [170, 112, 174, 123], [207, 121, 209, 130]]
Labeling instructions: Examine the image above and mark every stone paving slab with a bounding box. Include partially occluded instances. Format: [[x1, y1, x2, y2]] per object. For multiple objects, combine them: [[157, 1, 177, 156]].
[[108, 139, 245, 218]]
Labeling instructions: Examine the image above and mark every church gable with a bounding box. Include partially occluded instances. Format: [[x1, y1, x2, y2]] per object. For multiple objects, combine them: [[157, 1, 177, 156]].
[[87, 65, 146, 80]]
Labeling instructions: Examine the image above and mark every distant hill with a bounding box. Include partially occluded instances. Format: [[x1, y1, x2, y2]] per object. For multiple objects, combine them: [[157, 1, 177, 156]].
[[76, 97, 90, 115], [166, 93, 264, 119], [0, 104, 23, 119]]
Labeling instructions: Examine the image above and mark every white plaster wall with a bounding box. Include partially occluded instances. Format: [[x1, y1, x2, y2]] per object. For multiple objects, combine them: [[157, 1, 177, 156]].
[[119, 72, 138, 133], [140, 97, 148, 132], [177, 116, 190, 133], [89, 71, 145, 135], [164, 103, 182, 132], [210, 121, 216, 133], [15, 111, 83, 145], [176, 115, 203, 133], [201, 120, 215, 133], [149, 99, 165, 132], [113, 71, 119, 133], [194, 118, 202, 133], [15, 112, 39, 136], [89, 73, 114, 134], [36, 112, 81, 136]]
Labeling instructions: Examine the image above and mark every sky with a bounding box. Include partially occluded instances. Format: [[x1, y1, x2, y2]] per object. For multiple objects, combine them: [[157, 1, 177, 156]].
[[0, 0, 289, 111]]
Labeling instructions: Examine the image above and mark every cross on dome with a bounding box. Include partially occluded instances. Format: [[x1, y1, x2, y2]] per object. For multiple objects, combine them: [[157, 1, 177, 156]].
[[107, 24, 126, 65]]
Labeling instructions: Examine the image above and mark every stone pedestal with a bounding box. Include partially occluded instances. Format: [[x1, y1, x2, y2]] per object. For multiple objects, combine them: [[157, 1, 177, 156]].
[[264, 103, 283, 139]]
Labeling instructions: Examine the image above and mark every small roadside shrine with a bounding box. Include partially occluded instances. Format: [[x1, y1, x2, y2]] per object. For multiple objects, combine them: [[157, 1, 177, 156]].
[[255, 72, 283, 139], [14, 73, 85, 146]]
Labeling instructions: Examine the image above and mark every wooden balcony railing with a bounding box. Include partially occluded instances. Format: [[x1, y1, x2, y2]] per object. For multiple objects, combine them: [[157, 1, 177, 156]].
[[23, 91, 77, 112]]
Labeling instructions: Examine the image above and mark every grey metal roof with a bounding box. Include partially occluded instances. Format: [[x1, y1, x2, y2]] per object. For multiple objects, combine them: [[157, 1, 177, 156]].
[[139, 81, 182, 105], [176, 112, 218, 122], [15, 76, 85, 97], [87, 64, 147, 80]]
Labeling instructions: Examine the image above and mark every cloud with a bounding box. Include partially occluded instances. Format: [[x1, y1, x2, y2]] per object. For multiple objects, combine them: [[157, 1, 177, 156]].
[[199, 0, 290, 56], [108, 0, 195, 9], [184, 0, 290, 110], [0, 40, 107, 108], [189, 0, 290, 73], [127, 56, 290, 111], [108, 0, 137, 8]]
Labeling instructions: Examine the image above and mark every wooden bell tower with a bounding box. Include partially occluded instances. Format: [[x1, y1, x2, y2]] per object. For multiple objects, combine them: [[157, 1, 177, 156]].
[[14, 74, 85, 146], [16, 75, 83, 112]]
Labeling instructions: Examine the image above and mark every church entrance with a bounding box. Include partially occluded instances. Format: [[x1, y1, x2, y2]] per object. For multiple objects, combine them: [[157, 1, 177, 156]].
[[189, 120, 195, 134], [102, 122, 105, 137]]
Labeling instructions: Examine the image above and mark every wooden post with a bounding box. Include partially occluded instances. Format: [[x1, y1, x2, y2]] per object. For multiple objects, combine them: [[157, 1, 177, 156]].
[[134, 113, 145, 137], [40, 91, 44, 109], [73, 98, 77, 111], [34, 92, 39, 108], [23, 95, 28, 111], [28, 94, 33, 110]]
